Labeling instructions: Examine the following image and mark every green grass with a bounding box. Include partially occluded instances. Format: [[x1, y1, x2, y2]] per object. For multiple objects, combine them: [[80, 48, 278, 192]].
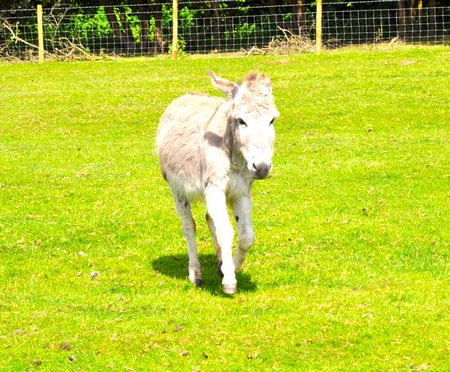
[[1, 47, 449, 371]]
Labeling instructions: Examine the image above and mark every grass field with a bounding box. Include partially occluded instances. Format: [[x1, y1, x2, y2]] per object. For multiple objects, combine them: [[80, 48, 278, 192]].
[[1, 46, 449, 371]]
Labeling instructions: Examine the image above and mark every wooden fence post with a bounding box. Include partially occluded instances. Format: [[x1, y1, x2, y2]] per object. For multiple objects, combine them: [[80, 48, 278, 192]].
[[37, 4, 44, 63], [316, 0, 322, 54], [172, 0, 178, 59]]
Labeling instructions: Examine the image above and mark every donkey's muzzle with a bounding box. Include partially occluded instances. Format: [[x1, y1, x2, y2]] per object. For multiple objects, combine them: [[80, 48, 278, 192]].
[[251, 162, 272, 179]]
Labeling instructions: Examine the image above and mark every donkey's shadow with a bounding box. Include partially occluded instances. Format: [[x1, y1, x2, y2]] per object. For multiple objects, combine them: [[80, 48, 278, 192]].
[[151, 253, 257, 296]]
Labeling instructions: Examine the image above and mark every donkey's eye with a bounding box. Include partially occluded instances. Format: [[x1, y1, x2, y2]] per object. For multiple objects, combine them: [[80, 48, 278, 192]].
[[237, 118, 247, 127]]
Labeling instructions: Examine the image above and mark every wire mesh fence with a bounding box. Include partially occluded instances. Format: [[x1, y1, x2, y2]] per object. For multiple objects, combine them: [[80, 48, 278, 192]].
[[1, 1, 449, 61]]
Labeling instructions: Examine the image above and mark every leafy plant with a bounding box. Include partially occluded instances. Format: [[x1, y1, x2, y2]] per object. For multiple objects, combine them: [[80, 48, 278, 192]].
[[234, 22, 257, 38], [72, 7, 112, 40], [179, 5, 196, 36], [113, 6, 140, 42], [169, 35, 186, 57]]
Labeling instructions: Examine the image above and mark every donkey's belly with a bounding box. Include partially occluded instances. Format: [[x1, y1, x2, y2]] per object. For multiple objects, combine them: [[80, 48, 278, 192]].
[[165, 171, 205, 202]]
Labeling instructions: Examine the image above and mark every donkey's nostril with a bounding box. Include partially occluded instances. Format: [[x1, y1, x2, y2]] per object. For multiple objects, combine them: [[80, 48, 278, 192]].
[[251, 162, 272, 179]]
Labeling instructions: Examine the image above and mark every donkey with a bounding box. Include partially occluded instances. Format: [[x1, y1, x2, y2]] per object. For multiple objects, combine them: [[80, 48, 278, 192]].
[[156, 71, 279, 294]]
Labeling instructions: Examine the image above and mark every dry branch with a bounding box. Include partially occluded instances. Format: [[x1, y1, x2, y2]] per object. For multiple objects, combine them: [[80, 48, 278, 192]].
[[0, 19, 53, 61], [1, 5, 112, 62], [268, 26, 315, 54], [241, 26, 315, 56]]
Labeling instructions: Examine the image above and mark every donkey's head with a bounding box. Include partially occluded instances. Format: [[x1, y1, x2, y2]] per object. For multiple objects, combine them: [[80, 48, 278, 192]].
[[209, 71, 279, 179]]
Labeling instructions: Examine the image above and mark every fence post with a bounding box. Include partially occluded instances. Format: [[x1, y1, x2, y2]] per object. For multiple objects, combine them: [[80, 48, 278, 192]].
[[316, 0, 322, 54], [172, 0, 178, 59], [37, 4, 44, 63]]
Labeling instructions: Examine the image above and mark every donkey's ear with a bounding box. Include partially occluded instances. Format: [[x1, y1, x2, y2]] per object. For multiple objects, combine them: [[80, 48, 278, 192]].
[[258, 74, 273, 95], [208, 71, 239, 99]]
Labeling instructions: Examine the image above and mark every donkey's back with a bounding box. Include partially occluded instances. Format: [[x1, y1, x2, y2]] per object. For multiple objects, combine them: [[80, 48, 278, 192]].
[[157, 93, 229, 200]]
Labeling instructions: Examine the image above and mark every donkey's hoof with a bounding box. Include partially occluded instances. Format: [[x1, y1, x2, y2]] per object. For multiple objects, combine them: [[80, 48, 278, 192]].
[[222, 284, 237, 295], [193, 278, 203, 287], [217, 262, 224, 278]]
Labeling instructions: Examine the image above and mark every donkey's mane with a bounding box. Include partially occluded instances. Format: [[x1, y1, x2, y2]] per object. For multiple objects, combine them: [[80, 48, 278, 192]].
[[245, 72, 260, 82], [235, 72, 259, 86], [243, 72, 272, 97]]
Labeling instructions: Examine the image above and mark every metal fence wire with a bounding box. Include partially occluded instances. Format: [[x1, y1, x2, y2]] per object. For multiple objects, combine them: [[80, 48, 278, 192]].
[[1, 1, 449, 60]]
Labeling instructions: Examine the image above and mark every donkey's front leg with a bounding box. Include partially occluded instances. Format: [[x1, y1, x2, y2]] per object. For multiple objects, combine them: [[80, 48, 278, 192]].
[[233, 195, 254, 272], [172, 193, 202, 287], [205, 184, 236, 294], [206, 212, 223, 277]]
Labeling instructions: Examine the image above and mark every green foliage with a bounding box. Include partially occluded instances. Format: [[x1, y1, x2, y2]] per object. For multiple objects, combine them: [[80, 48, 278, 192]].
[[234, 22, 258, 39], [113, 6, 141, 42], [169, 36, 187, 57], [161, 3, 173, 30], [1, 47, 450, 371], [69, 7, 112, 41], [41, 7, 112, 51], [179, 5, 196, 35]]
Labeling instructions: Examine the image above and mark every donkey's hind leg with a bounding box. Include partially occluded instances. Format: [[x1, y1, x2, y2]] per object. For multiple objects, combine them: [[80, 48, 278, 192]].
[[172, 194, 202, 286]]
